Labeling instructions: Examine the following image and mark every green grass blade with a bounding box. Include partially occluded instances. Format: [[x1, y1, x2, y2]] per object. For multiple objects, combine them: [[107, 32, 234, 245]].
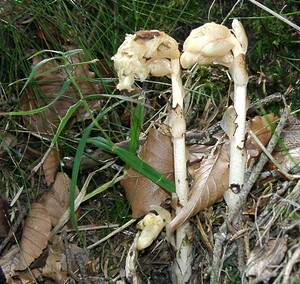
[[129, 95, 145, 153], [69, 99, 129, 246], [69, 123, 90, 246], [49, 100, 82, 147], [0, 80, 72, 116], [129, 102, 144, 153], [83, 173, 124, 202], [87, 137, 175, 193]]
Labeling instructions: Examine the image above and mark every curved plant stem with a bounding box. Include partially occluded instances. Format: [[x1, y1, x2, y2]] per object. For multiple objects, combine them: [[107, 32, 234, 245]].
[[224, 83, 247, 211], [170, 58, 193, 284], [224, 53, 249, 213]]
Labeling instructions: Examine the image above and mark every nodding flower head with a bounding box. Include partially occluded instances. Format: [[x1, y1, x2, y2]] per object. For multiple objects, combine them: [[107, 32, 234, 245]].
[[180, 19, 248, 69], [112, 30, 180, 91]]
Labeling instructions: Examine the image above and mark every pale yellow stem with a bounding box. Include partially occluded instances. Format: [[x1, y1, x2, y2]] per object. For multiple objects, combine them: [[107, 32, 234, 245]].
[[170, 58, 193, 284], [223, 53, 249, 211]]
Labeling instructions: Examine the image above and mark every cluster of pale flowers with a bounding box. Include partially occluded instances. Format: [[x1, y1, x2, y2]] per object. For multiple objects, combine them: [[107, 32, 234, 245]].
[[112, 19, 248, 93], [112, 30, 180, 91], [111, 20, 249, 252], [181, 20, 247, 68]]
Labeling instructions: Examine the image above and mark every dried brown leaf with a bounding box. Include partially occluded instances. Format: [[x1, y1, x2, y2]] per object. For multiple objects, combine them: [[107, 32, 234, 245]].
[[20, 52, 106, 135], [18, 203, 51, 270], [246, 238, 287, 277], [246, 113, 277, 157], [42, 236, 67, 283], [0, 130, 17, 156], [42, 146, 59, 186], [272, 146, 300, 173], [188, 144, 214, 163], [5, 268, 42, 284], [39, 172, 79, 227], [121, 128, 173, 218], [270, 115, 300, 171], [0, 245, 20, 281], [168, 143, 230, 233], [168, 113, 277, 233], [42, 235, 89, 282]]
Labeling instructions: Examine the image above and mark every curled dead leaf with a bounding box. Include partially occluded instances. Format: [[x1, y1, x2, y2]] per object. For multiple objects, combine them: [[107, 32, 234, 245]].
[[42, 236, 66, 283], [39, 172, 79, 227], [18, 203, 51, 270], [168, 142, 230, 234], [42, 235, 89, 283], [121, 128, 173, 218], [220, 106, 237, 140]]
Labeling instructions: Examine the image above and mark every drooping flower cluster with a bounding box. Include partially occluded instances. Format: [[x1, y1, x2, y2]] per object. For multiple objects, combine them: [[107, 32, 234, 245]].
[[112, 20, 249, 283], [180, 20, 248, 73], [178, 20, 249, 213], [112, 30, 180, 91]]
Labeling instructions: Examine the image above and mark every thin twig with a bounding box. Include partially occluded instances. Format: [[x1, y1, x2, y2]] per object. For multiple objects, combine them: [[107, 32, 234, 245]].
[[195, 215, 214, 253], [248, 130, 300, 180], [253, 181, 293, 226], [87, 218, 137, 250], [64, 224, 119, 233], [237, 216, 245, 277], [208, 0, 217, 21], [242, 106, 291, 203], [247, 0, 300, 32], [247, 93, 283, 115], [62, 229, 77, 284], [210, 224, 227, 283], [254, 179, 299, 249], [74, 253, 91, 284], [0, 207, 28, 255], [282, 244, 300, 284], [222, 0, 242, 24]]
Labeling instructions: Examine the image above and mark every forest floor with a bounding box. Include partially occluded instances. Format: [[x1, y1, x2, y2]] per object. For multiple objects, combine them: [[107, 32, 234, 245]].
[[0, 0, 299, 283]]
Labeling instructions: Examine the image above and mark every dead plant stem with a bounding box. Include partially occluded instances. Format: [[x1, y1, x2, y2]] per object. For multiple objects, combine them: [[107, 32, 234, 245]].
[[248, 130, 300, 180], [87, 218, 137, 250], [247, 0, 300, 32], [282, 243, 300, 284], [170, 57, 193, 284], [62, 229, 76, 284]]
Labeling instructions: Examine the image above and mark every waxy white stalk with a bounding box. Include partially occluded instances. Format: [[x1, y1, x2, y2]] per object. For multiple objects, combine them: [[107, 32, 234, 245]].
[[225, 53, 249, 210], [169, 57, 192, 284], [112, 30, 192, 284], [181, 19, 249, 212]]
